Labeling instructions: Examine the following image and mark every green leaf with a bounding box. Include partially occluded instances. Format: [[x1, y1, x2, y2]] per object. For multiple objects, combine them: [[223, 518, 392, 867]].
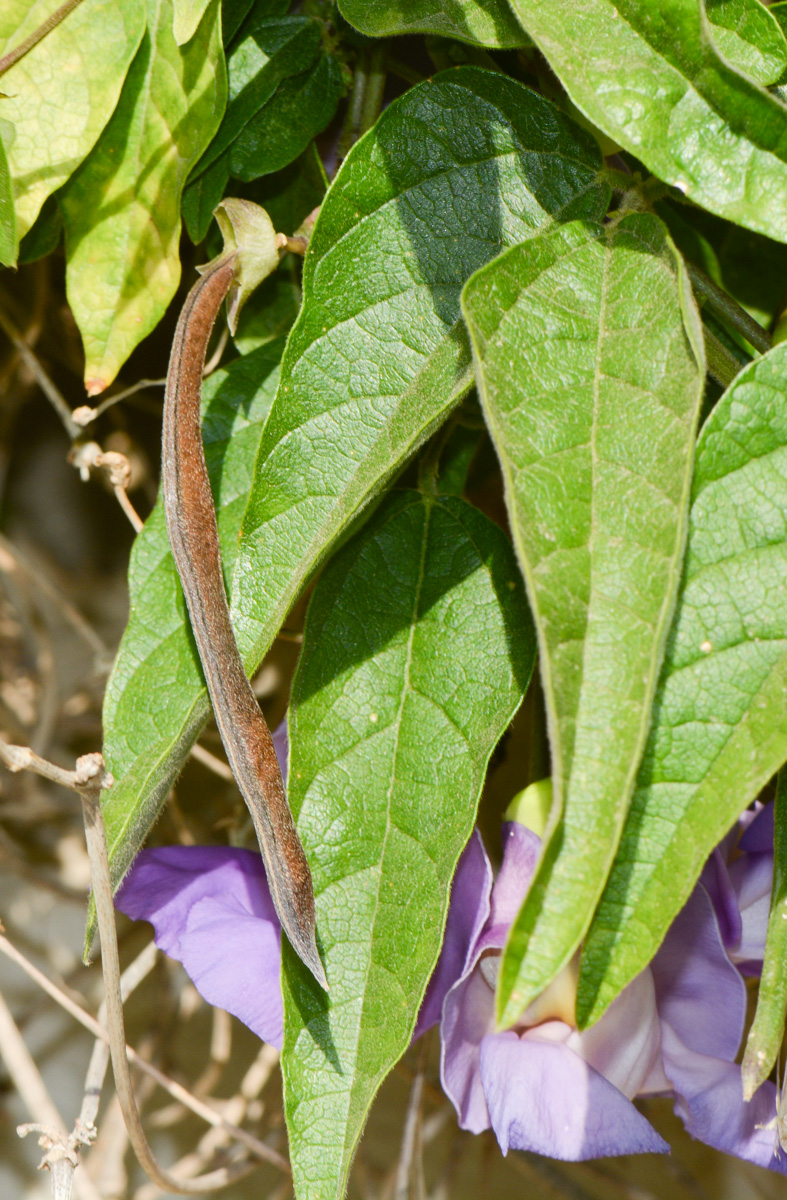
[[0, 124, 16, 267], [99, 343, 284, 897], [60, 0, 226, 394], [17, 191, 62, 264], [461, 213, 705, 1028], [578, 342, 787, 1028], [282, 490, 535, 1200], [173, 0, 213, 44], [338, 0, 530, 48], [191, 15, 322, 182], [233, 270, 301, 352], [182, 152, 231, 243], [229, 52, 343, 182], [705, 0, 787, 86], [507, 0, 787, 243], [101, 67, 608, 897], [742, 771, 787, 1098], [0, 0, 146, 239]]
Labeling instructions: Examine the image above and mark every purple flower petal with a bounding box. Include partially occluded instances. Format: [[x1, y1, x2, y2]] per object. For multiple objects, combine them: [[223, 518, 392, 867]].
[[486, 822, 541, 941], [565, 970, 662, 1100], [700, 848, 742, 949], [116, 846, 277, 958], [480, 1031, 669, 1159], [116, 846, 283, 1045], [440, 956, 497, 1133], [272, 719, 288, 786], [180, 894, 282, 1047], [415, 830, 492, 1039], [660, 1024, 787, 1174], [651, 884, 746, 1064], [738, 803, 774, 853], [727, 851, 773, 969]]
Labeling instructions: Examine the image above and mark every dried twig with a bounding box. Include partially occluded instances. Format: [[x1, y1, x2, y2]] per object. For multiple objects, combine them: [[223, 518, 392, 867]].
[[69, 442, 144, 532], [0, 308, 81, 439], [72, 378, 167, 428]]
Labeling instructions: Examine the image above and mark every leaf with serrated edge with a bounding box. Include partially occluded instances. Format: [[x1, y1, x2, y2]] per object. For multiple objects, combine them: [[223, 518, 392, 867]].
[[101, 66, 608, 900], [60, 0, 226, 394], [0, 0, 146, 239], [461, 213, 705, 1029], [706, 0, 787, 86], [507, 0, 787, 243], [98, 344, 285, 906], [283, 490, 535, 1200], [338, 0, 529, 47], [578, 342, 787, 1028]]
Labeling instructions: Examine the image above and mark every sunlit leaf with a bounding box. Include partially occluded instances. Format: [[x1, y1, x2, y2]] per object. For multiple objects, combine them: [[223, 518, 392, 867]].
[[60, 0, 226, 393], [101, 67, 608, 901], [0, 0, 146, 239], [706, 0, 787, 85], [338, 0, 529, 48], [578, 343, 787, 1028], [507, 0, 787, 243], [461, 213, 705, 1028]]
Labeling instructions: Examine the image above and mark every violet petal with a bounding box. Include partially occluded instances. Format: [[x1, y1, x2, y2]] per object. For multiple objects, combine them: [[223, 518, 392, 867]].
[[651, 884, 745, 1063], [415, 830, 492, 1039], [441, 959, 497, 1133], [480, 1031, 669, 1159], [180, 895, 283, 1048], [660, 1024, 787, 1174]]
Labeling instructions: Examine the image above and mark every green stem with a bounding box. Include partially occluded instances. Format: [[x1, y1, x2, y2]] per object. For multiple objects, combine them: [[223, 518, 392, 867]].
[[336, 57, 368, 166], [687, 261, 771, 356], [360, 45, 387, 136], [0, 0, 85, 80], [704, 323, 743, 389]]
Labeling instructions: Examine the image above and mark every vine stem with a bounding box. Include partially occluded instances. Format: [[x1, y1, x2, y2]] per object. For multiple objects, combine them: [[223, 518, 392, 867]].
[[162, 254, 327, 989], [0, 0, 85, 80]]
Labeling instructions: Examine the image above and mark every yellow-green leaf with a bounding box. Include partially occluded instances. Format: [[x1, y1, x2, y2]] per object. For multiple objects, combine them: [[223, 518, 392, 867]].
[[60, 0, 226, 394], [0, 0, 145, 239]]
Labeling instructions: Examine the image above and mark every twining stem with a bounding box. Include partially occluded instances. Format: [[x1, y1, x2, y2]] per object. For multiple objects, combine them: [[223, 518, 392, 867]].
[[687, 261, 771, 356], [0, 0, 85, 80], [162, 254, 327, 990], [703, 324, 744, 390]]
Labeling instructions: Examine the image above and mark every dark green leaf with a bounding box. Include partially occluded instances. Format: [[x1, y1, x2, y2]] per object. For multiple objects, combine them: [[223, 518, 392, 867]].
[[578, 343, 787, 1028], [338, 0, 529, 48], [183, 153, 231, 243], [229, 53, 343, 181], [283, 490, 535, 1200], [233, 270, 301, 352], [102, 67, 608, 902], [507, 0, 787, 243], [192, 15, 322, 180], [461, 213, 705, 1028]]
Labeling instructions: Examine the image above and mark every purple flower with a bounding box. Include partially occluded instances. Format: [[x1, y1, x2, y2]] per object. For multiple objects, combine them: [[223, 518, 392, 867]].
[[435, 812, 785, 1171], [114, 743, 784, 1172]]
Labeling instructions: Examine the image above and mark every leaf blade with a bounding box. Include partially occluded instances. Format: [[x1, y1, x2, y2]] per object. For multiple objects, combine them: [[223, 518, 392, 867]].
[[60, 0, 226, 394], [282, 491, 535, 1200], [1, 0, 146, 238], [337, 0, 530, 48], [578, 342, 787, 1027], [461, 213, 705, 1028], [101, 67, 609, 897], [507, 0, 787, 243]]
